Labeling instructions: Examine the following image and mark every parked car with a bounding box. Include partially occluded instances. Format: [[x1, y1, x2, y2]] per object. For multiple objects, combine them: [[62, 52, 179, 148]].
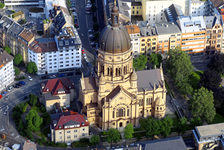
[[41, 75, 47, 79], [85, 0, 92, 13], [58, 73, 65, 77], [28, 76, 33, 81], [19, 81, 26, 85], [1, 91, 7, 96], [88, 29, 93, 34]]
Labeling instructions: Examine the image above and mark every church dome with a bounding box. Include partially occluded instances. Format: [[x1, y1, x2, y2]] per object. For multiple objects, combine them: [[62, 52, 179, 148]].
[[99, 0, 131, 54], [99, 26, 131, 53]]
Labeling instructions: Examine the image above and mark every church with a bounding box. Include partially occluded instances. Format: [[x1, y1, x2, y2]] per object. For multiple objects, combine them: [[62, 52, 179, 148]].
[[80, 1, 166, 130]]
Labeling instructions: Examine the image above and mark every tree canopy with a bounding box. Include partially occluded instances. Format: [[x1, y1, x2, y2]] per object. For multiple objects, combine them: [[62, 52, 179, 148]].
[[199, 70, 221, 91], [90, 135, 100, 145], [25, 108, 43, 131], [208, 53, 224, 74], [14, 54, 23, 66], [14, 66, 20, 76], [107, 128, 121, 145], [190, 87, 216, 123], [133, 55, 148, 71], [149, 53, 162, 68], [27, 62, 37, 74], [124, 123, 134, 140], [0, 2, 5, 9], [3, 46, 11, 54], [165, 49, 194, 95]]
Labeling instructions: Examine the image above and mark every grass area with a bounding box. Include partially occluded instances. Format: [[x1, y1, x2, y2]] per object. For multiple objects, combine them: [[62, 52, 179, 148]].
[[211, 113, 224, 124]]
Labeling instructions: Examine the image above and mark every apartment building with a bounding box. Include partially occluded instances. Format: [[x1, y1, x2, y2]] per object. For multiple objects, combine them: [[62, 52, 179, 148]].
[[138, 22, 158, 55], [0, 49, 14, 92], [141, 0, 189, 24], [177, 16, 206, 54], [189, 0, 207, 16], [125, 24, 140, 56], [0, 16, 13, 47], [41, 78, 75, 111], [4, 0, 44, 7], [51, 111, 89, 143], [155, 22, 181, 53], [204, 16, 223, 54], [131, 1, 142, 16]]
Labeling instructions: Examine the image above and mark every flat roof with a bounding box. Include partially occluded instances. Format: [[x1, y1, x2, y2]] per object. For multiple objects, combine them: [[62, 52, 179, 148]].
[[195, 123, 224, 138]]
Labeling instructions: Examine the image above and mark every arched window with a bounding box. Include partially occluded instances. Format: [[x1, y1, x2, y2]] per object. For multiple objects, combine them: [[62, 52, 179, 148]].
[[101, 65, 104, 75], [116, 68, 119, 76], [113, 111, 115, 118], [107, 68, 110, 76], [116, 108, 125, 117]]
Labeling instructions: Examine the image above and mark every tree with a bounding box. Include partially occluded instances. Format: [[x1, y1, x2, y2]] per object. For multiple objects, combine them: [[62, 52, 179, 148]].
[[190, 87, 216, 123], [140, 117, 161, 138], [199, 70, 221, 91], [14, 66, 20, 76], [149, 53, 162, 68], [165, 49, 194, 95], [189, 71, 201, 89], [0, 2, 5, 8], [90, 135, 100, 146], [160, 116, 173, 137], [14, 54, 23, 66], [124, 123, 134, 140], [22, 103, 28, 113], [190, 117, 202, 128], [27, 62, 37, 74], [25, 108, 43, 131], [3, 46, 11, 54], [29, 94, 38, 106], [107, 128, 120, 147], [177, 117, 188, 135], [208, 53, 224, 74], [133, 55, 148, 71], [214, 88, 224, 109]]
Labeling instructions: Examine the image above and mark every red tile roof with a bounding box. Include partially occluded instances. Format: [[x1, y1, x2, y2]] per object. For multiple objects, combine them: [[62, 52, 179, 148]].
[[42, 78, 74, 95], [29, 40, 57, 53], [53, 111, 89, 130]]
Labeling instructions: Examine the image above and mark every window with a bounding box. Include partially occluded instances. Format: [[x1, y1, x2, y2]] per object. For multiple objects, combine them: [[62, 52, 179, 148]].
[[67, 136, 71, 139], [74, 135, 77, 138], [67, 131, 71, 133], [116, 108, 125, 117]]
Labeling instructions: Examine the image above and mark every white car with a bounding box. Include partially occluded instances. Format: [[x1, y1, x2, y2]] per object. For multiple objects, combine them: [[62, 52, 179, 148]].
[[28, 76, 33, 81], [89, 34, 94, 38]]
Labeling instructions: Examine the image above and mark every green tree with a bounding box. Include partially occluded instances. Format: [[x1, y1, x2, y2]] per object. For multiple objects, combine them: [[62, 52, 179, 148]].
[[208, 53, 224, 74], [160, 116, 173, 137], [190, 117, 202, 128], [14, 54, 23, 66], [3, 46, 11, 54], [165, 49, 194, 95], [0, 2, 5, 8], [90, 135, 100, 146], [176, 117, 188, 135], [22, 103, 28, 113], [190, 87, 216, 123], [107, 128, 121, 147], [27, 62, 37, 74], [29, 94, 38, 106], [133, 55, 148, 71], [14, 66, 20, 76], [149, 53, 162, 68], [189, 71, 201, 89], [25, 108, 43, 131], [124, 123, 134, 140], [140, 117, 161, 138], [199, 70, 221, 91]]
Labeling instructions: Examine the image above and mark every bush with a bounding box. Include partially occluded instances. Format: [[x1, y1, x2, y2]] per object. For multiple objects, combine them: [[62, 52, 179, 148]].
[[14, 54, 23, 66], [14, 66, 20, 76], [15, 76, 25, 81], [0, 2, 5, 8], [3, 46, 11, 54], [27, 62, 37, 74]]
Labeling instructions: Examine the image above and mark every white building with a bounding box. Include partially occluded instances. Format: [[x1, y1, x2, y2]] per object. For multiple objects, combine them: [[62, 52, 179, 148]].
[[0, 49, 14, 92], [142, 0, 189, 24], [125, 25, 140, 56], [28, 26, 82, 75], [189, 0, 207, 16], [4, 0, 44, 7], [45, 0, 67, 19]]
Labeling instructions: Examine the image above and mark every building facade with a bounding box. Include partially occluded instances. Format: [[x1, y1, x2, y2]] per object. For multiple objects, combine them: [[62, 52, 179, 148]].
[[177, 16, 206, 54], [189, 0, 207, 16], [0, 49, 14, 92], [41, 78, 75, 111], [4, 0, 44, 7], [51, 111, 89, 143], [125, 25, 141, 56], [80, 4, 166, 131]]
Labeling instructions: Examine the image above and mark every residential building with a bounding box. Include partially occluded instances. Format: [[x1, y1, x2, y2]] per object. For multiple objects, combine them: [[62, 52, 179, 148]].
[[189, 0, 207, 16], [117, 0, 132, 23], [131, 1, 142, 16], [138, 21, 158, 55], [0, 49, 14, 92], [41, 78, 75, 111], [11, 11, 25, 22], [4, 0, 44, 7], [193, 123, 224, 150], [204, 16, 223, 54], [17, 29, 35, 63], [140, 136, 187, 150], [23, 140, 37, 150], [177, 16, 206, 54], [50, 111, 89, 143], [141, 0, 189, 24], [125, 24, 141, 56], [28, 27, 81, 75], [80, 4, 166, 130], [155, 22, 181, 53], [0, 16, 14, 47]]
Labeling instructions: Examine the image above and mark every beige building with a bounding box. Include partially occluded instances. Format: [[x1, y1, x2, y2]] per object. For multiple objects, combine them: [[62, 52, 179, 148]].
[[11, 11, 25, 22], [204, 16, 223, 54], [51, 111, 89, 143], [41, 78, 75, 112], [80, 4, 166, 131]]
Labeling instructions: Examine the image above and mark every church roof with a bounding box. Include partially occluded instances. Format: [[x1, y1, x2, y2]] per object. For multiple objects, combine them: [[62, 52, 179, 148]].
[[83, 77, 97, 91], [106, 85, 135, 101], [137, 69, 163, 91]]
